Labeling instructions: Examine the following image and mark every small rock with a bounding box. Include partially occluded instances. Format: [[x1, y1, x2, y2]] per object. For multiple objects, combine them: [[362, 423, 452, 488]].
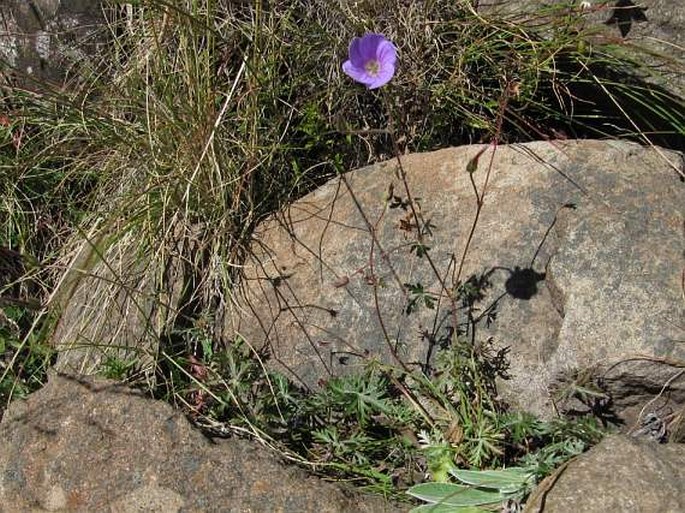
[[524, 435, 685, 513]]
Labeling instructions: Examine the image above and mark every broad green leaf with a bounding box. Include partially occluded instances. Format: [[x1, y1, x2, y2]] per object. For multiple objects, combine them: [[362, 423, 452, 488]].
[[407, 483, 503, 507], [410, 504, 487, 513], [449, 467, 533, 494]]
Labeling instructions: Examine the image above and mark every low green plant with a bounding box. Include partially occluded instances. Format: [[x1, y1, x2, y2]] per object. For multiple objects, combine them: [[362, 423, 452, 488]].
[[507, 413, 606, 480], [408, 466, 534, 512], [99, 355, 139, 380], [408, 412, 605, 510], [150, 311, 608, 502], [154, 330, 422, 494]]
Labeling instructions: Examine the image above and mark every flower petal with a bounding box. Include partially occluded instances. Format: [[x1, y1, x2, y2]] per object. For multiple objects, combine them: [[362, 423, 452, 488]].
[[348, 37, 365, 67], [367, 65, 395, 89], [376, 40, 397, 68], [342, 60, 374, 85], [358, 33, 385, 62]]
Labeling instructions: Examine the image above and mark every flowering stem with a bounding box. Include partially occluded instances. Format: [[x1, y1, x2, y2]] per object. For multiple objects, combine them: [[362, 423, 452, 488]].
[[381, 92, 459, 336], [452, 86, 509, 289]]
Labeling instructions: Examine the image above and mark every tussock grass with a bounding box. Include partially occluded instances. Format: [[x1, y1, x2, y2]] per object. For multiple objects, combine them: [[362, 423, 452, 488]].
[[0, 0, 683, 501]]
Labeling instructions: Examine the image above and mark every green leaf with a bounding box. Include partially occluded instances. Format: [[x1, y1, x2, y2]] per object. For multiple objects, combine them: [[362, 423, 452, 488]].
[[466, 156, 479, 173], [449, 467, 534, 494], [201, 336, 213, 360], [326, 373, 392, 423], [410, 504, 487, 513], [407, 483, 503, 507]]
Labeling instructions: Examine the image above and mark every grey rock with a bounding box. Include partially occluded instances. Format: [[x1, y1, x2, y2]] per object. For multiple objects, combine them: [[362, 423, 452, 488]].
[[523, 435, 685, 513], [226, 140, 685, 422], [0, 373, 404, 513], [50, 209, 203, 381], [598, 358, 685, 435], [478, 0, 685, 94], [49, 230, 185, 380], [0, 0, 106, 88]]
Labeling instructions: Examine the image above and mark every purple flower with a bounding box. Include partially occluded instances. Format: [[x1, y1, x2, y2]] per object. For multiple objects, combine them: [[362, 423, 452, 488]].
[[342, 33, 397, 89]]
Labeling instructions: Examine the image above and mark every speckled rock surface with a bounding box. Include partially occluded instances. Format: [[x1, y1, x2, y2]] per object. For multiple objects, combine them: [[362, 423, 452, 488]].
[[226, 140, 684, 421], [478, 0, 685, 94], [0, 374, 405, 513], [524, 435, 685, 513], [0, 0, 106, 88]]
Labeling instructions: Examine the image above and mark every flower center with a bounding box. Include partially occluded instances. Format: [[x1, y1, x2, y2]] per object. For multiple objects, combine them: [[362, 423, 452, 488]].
[[365, 59, 380, 76]]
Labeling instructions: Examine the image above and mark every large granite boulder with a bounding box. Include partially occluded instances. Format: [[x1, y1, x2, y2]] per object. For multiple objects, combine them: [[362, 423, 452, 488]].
[[226, 140, 685, 425], [524, 435, 685, 513], [0, 373, 403, 512]]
